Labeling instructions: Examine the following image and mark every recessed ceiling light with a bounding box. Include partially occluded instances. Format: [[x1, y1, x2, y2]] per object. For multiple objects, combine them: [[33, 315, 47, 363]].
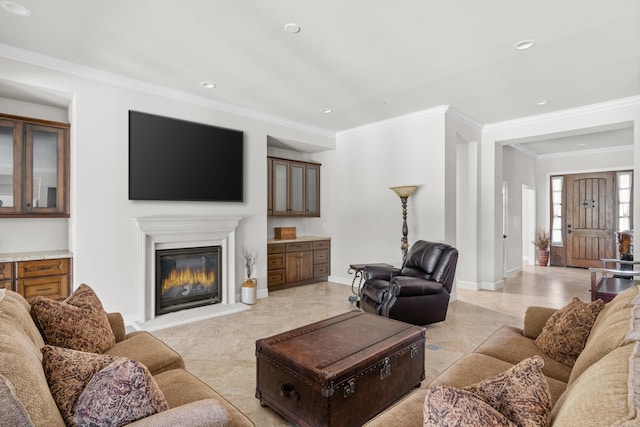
[[321, 108, 333, 114], [514, 39, 536, 51], [535, 99, 549, 106], [200, 81, 216, 89], [284, 23, 301, 34], [0, 0, 31, 16]]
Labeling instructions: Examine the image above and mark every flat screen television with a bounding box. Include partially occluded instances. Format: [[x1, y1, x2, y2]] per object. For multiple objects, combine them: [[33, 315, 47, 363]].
[[128, 111, 243, 202]]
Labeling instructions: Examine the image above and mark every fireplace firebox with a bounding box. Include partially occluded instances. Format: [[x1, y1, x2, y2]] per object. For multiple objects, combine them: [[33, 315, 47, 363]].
[[155, 246, 222, 316]]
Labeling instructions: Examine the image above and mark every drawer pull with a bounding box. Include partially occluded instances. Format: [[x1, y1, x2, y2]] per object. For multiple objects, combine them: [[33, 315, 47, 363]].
[[278, 382, 300, 401], [32, 266, 53, 271], [37, 287, 53, 292]]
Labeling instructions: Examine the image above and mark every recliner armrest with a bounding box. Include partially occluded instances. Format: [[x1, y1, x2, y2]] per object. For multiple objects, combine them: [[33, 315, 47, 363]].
[[390, 276, 445, 297], [364, 265, 401, 281]]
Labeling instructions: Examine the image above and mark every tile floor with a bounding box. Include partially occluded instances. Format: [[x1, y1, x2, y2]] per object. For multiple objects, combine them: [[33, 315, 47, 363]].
[[151, 264, 591, 426]]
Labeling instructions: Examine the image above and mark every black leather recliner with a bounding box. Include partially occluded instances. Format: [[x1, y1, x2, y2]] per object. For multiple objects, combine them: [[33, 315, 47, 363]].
[[359, 240, 458, 325]]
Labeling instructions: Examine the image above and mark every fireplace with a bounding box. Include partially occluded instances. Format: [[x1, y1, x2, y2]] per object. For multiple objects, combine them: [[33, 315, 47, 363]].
[[134, 216, 247, 328], [155, 246, 222, 316]]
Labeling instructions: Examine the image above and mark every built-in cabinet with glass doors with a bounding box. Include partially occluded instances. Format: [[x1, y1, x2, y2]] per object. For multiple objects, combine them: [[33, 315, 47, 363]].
[[0, 115, 70, 218], [267, 157, 320, 217]]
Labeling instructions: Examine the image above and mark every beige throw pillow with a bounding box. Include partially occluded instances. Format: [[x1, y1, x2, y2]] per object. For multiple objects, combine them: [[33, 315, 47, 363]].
[[534, 297, 604, 366], [31, 283, 116, 353]]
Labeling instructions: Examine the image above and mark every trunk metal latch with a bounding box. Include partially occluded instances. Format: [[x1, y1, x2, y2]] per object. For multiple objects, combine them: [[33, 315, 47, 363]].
[[343, 379, 355, 398], [380, 357, 391, 380]]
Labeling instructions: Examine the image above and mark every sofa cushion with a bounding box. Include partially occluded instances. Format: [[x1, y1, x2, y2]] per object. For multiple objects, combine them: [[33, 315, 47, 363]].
[[0, 289, 46, 348], [463, 356, 551, 427], [104, 330, 185, 375], [552, 342, 639, 426], [534, 297, 604, 367], [423, 385, 516, 426], [0, 291, 66, 427], [474, 325, 573, 383], [74, 358, 169, 427], [0, 374, 35, 427], [126, 399, 231, 427], [31, 283, 116, 353], [569, 292, 639, 384]]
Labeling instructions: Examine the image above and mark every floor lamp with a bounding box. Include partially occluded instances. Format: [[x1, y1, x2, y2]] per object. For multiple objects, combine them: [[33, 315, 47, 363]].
[[390, 185, 419, 261]]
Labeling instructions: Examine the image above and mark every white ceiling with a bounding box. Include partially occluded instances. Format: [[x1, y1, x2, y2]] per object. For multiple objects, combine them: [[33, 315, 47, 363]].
[[0, 0, 639, 154]]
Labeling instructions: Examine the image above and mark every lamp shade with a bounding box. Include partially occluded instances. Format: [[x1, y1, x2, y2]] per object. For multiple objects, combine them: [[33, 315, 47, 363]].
[[390, 185, 419, 198]]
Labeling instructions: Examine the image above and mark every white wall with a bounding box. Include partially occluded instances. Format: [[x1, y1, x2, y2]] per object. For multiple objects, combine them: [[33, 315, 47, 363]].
[[316, 108, 450, 284], [502, 146, 536, 276], [0, 57, 334, 321]]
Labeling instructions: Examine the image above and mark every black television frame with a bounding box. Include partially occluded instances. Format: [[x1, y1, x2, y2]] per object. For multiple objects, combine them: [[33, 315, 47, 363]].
[[128, 110, 244, 202]]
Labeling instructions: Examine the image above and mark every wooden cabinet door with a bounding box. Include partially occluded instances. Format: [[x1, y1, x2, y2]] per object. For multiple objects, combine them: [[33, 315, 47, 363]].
[[285, 251, 313, 283]]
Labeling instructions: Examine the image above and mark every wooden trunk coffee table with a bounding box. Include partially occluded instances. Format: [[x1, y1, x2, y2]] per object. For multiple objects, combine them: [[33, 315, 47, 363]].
[[255, 311, 425, 427]]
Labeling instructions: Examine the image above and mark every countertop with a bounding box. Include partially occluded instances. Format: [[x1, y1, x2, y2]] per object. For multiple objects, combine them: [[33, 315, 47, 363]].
[[267, 236, 331, 244], [0, 250, 73, 263]]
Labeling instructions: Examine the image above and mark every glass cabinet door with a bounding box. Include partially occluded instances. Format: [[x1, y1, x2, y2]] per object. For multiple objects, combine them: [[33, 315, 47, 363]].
[[272, 160, 289, 215], [305, 164, 320, 217], [0, 119, 21, 214], [290, 162, 305, 215], [25, 124, 67, 215]]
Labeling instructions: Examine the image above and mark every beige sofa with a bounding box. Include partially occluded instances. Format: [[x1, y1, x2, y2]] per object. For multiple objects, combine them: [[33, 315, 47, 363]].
[[0, 289, 254, 426], [366, 285, 640, 426]]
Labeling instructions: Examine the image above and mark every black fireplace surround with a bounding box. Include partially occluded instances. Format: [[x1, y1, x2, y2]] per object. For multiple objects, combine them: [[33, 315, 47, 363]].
[[155, 246, 222, 316]]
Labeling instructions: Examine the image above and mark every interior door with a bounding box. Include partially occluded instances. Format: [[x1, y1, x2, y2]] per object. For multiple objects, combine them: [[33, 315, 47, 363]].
[[566, 172, 616, 268]]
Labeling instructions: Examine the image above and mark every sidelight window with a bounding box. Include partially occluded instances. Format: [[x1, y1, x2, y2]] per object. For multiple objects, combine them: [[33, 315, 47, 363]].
[[617, 171, 633, 232], [551, 176, 563, 246]]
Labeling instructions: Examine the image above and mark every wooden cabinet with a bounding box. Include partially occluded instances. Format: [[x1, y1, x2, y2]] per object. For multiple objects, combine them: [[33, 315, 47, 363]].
[[285, 242, 314, 283], [0, 256, 72, 302], [267, 239, 331, 290], [267, 157, 320, 217], [16, 258, 71, 302], [0, 262, 12, 290], [0, 114, 70, 218]]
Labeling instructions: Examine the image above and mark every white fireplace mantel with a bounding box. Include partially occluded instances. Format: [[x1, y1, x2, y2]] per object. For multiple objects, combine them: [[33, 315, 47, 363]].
[[133, 215, 248, 330]]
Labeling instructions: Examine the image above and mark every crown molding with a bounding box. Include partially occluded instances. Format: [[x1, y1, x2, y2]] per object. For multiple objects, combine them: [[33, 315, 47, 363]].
[[337, 105, 449, 138], [0, 43, 335, 139], [485, 96, 640, 131]]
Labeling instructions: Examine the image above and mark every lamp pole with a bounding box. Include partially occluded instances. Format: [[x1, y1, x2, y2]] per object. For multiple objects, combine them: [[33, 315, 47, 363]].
[[390, 186, 419, 261]]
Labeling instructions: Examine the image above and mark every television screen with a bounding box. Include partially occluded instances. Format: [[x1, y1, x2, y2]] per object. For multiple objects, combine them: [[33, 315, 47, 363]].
[[129, 111, 243, 202]]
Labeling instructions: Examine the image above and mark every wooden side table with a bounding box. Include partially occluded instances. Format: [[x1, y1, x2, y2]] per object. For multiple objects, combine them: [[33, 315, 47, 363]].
[[347, 263, 393, 304]]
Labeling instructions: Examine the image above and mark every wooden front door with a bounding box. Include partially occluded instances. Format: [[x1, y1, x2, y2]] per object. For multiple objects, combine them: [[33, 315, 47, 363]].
[[566, 172, 616, 268]]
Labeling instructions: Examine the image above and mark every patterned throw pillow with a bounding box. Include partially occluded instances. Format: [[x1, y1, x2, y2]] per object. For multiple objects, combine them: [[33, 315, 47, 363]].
[[42, 345, 121, 426], [31, 283, 116, 353], [534, 297, 605, 366], [464, 356, 551, 427], [74, 359, 169, 427], [423, 386, 517, 427]]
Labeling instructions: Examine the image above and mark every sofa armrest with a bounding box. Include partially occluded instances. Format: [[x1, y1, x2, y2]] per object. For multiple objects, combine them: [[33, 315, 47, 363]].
[[523, 306, 557, 339], [391, 276, 444, 297], [107, 312, 127, 343], [364, 265, 401, 281], [125, 399, 238, 427]]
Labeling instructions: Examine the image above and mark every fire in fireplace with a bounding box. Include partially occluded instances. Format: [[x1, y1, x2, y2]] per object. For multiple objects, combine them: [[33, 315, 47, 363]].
[[155, 246, 222, 316]]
